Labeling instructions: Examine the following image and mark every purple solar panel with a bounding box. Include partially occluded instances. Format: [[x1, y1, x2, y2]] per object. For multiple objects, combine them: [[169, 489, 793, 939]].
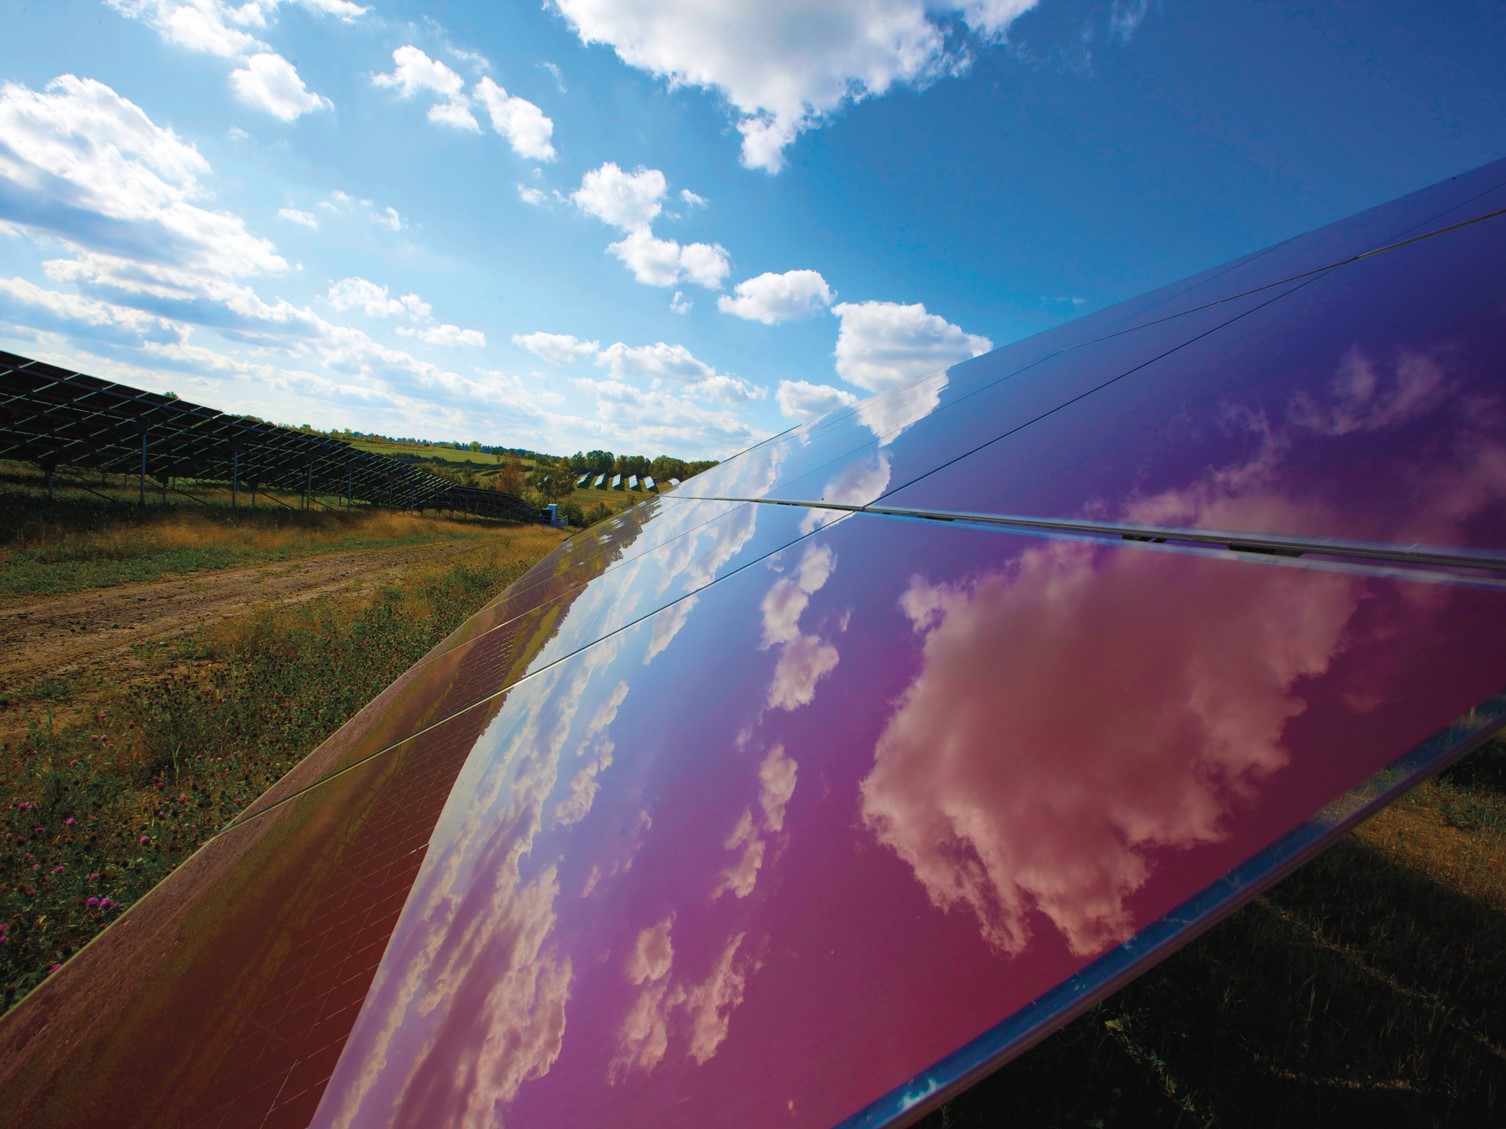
[[2, 161, 1505, 1129]]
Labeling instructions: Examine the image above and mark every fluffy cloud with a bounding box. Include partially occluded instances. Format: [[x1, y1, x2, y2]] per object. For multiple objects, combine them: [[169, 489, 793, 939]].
[[598, 341, 719, 383], [571, 162, 667, 231], [776, 379, 859, 422], [373, 45, 476, 128], [374, 44, 467, 101], [325, 278, 486, 346], [552, 0, 1037, 172], [474, 77, 556, 161], [608, 229, 730, 289], [686, 373, 765, 405], [396, 323, 486, 348], [833, 299, 991, 391], [0, 76, 285, 284], [105, 1, 345, 115], [230, 53, 332, 121], [571, 163, 725, 288], [718, 269, 833, 323], [375, 47, 557, 154], [426, 99, 481, 131], [326, 277, 430, 319], [513, 331, 600, 365]]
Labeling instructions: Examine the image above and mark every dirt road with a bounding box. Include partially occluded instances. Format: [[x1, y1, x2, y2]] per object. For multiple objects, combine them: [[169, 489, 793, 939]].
[[0, 539, 485, 695]]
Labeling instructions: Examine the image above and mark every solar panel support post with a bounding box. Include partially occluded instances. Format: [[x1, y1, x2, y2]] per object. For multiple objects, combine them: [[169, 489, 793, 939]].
[[138, 425, 148, 506], [231, 445, 239, 508], [346, 466, 353, 509], [304, 460, 312, 511], [43, 462, 55, 502]]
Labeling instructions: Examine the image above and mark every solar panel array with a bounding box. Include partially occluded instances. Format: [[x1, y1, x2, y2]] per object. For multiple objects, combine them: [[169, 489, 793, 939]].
[[0, 350, 538, 522], [2, 158, 1505, 1129]]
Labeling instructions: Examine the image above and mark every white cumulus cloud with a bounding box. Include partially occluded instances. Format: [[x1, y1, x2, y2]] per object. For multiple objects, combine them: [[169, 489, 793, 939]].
[[718, 269, 832, 323], [571, 162, 667, 231], [396, 323, 486, 347], [374, 44, 467, 100], [513, 331, 600, 365], [474, 77, 556, 161], [373, 45, 478, 130], [326, 277, 430, 320], [776, 379, 859, 422], [230, 53, 332, 121], [105, 2, 346, 112], [552, 0, 1038, 172], [609, 228, 729, 289], [833, 299, 991, 391], [598, 340, 720, 383]]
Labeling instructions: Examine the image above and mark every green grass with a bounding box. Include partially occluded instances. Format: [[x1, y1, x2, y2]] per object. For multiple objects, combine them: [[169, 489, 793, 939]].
[[342, 435, 526, 468], [0, 545, 543, 1010]]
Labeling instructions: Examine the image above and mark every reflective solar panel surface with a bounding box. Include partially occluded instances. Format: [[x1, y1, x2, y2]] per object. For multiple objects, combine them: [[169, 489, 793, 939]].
[[1, 159, 1505, 1129]]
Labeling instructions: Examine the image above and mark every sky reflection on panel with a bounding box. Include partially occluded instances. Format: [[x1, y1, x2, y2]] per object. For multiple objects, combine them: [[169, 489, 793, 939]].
[[312, 502, 1506, 1129]]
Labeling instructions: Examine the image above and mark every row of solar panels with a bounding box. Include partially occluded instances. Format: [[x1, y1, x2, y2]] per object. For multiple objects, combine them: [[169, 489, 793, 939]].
[[574, 472, 682, 491], [0, 351, 539, 523]]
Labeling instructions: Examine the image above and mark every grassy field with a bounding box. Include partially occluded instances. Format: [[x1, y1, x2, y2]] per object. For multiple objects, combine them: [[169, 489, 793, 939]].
[[0, 461, 563, 597], [0, 530, 558, 1010], [342, 434, 525, 468]]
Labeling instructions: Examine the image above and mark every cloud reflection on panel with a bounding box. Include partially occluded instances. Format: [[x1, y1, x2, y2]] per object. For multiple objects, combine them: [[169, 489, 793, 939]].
[[796, 371, 950, 531], [309, 648, 591, 1129], [859, 533, 1357, 959], [1117, 343, 1506, 553], [855, 349, 1506, 964], [309, 530, 842, 1127], [610, 543, 836, 1087]]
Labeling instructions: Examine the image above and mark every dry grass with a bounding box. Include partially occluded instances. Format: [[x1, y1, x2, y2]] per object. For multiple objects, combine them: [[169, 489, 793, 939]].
[[0, 468, 562, 597]]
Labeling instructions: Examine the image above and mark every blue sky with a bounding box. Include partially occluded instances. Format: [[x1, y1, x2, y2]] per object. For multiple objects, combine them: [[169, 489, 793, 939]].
[[1, 1, 1503, 459]]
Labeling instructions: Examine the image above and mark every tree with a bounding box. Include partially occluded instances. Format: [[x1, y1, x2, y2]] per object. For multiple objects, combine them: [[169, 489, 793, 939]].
[[650, 455, 688, 481], [532, 469, 576, 503], [492, 455, 528, 496], [468, 440, 482, 453]]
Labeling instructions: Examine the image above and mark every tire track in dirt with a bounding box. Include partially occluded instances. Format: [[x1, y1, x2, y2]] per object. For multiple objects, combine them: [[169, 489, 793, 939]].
[[0, 539, 485, 694]]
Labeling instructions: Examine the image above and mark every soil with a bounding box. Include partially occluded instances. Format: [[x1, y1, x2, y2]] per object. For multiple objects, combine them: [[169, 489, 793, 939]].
[[0, 539, 483, 750]]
